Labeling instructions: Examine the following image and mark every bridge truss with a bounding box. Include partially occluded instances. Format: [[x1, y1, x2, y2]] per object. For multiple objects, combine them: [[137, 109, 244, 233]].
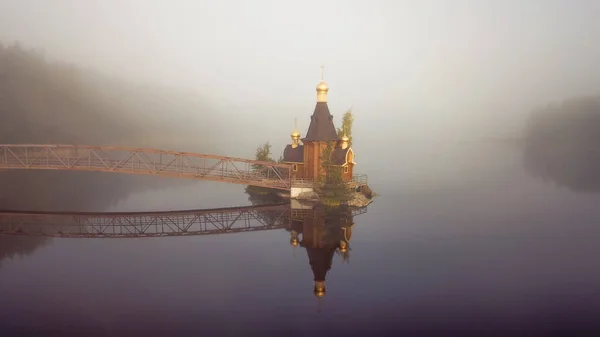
[[0, 205, 369, 238], [0, 144, 292, 190], [0, 204, 291, 238]]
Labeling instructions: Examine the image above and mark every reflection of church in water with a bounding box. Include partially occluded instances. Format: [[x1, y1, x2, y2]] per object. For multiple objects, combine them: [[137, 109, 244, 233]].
[[285, 202, 356, 299]]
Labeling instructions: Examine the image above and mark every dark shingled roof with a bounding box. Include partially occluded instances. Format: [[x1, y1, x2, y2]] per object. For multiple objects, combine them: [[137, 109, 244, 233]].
[[303, 102, 340, 142], [283, 144, 304, 163], [306, 247, 336, 282], [331, 147, 350, 165]]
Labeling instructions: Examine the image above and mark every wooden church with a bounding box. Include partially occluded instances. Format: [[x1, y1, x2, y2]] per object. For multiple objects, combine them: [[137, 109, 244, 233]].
[[282, 73, 356, 181]]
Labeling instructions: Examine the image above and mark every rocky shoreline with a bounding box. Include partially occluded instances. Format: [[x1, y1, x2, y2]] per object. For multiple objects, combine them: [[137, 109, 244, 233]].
[[345, 191, 375, 207], [276, 188, 375, 208]]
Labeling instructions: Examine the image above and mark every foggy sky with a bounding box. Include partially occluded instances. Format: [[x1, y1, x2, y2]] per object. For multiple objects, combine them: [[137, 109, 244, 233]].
[[2, 0, 600, 145]]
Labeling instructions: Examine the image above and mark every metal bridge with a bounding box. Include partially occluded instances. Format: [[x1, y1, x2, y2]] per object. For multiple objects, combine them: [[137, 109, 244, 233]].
[[0, 144, 292, 190], [0, 204, 368, 238]]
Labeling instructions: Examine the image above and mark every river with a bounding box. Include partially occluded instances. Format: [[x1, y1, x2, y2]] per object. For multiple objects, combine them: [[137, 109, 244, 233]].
[[1, 142, 599, 336]]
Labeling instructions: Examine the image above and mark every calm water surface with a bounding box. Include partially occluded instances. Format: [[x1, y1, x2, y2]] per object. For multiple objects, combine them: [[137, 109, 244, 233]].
[[1, 144, 600, 336]]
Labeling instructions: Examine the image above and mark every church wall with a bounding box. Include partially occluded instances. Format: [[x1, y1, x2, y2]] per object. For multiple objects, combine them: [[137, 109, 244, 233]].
[[284, 162, 305, 179], [342, 163, 354, 181], [314, 142, 323, 179], [343, 149, 355, 181], [303, 142, 325, 180], [306, 142, 332, 180], [302, 143, 313, 179], [304, 142, 357, 181], [330, 164, 352, 181], [315, 142, 325, 178]]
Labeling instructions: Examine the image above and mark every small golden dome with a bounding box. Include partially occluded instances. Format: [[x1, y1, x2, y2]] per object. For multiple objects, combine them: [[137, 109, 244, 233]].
[[291, 130, 300, 138], [341, 135, 350, 142], [290, 237, 299, 246], [316, 80, 329, 93]]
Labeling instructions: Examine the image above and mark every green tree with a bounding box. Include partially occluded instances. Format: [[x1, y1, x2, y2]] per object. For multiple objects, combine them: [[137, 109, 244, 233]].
[[317, 141, 348, 200], [246, 141, 280, 195], [251, 141, 274, 171], [336, 107, 354, 146], [317, 141, 333, 185]]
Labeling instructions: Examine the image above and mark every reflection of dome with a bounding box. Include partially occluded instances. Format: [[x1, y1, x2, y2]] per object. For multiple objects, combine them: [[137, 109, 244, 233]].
[[314, 281, 326, 299], [294, 204, 362, 298], [290, 237, 299, 247], [339, 240, 348, 253], [290, 231, 299, 247], [341, 135, 350, 142], [316, 81, 329, 93], [306, 247, 335, 299]]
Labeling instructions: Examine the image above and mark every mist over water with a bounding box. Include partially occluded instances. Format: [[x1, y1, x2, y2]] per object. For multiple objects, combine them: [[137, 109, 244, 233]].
[[0, 43, 229, 212], [2, 139, 600, 335], [2, 1, 600, 335]]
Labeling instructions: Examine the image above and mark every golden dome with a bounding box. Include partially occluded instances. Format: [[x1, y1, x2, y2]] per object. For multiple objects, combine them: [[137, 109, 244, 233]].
[[316, 80, 329, 93], [341, 135, 350, 142], [291, 130, 300, 138]]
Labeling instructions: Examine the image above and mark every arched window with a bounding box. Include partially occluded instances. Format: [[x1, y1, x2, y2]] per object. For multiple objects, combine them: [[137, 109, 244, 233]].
[[292, 164, 298, 172], [344, 166, 349, 173]]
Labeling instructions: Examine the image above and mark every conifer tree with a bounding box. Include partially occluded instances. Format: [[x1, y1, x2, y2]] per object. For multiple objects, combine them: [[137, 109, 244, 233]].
[[337, 106, 354, 147]]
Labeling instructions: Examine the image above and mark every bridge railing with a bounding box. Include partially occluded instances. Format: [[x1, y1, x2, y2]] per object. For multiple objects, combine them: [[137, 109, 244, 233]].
[[290, 176, 368, 188], [0, 203, 369, 238], [0, 204, 291, 238], [288, 206, 368, 221], [291, 178, 315, 188], [0, 144, 293, 190], [352, 174, 368, 185]]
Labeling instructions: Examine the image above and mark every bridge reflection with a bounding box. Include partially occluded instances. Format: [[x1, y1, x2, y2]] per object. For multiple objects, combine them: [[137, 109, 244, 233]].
[[0, 204, 366, 238], [286, 203, 359, 299], [0, 204, 290, 238], [1, 202, 366, 298]]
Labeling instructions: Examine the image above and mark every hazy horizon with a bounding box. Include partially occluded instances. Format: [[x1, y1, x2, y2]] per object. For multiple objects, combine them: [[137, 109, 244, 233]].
[[2, 0, 600, 145], [3, 3, 600, 335]]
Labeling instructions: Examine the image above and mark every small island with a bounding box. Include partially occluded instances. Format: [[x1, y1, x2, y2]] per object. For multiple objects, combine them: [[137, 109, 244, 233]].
[[246, 70, 374, 208]]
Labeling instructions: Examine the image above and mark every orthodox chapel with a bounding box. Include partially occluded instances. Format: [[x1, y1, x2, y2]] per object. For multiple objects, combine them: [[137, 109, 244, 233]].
[[282, 73, 356, 181]]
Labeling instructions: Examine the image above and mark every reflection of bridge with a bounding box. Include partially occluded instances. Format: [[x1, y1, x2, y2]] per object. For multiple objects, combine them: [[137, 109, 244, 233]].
[[1, 203, 368, 300], [0, 204, 368, 238], [0, 144, 292, 190]]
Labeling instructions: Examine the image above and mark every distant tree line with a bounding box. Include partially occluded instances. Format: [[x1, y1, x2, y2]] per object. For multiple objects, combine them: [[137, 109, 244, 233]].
[[0, 41, 218, 148], [0, 41, 220, 211], [0, 236, 50, 269], [523, 95, 600, 192]]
